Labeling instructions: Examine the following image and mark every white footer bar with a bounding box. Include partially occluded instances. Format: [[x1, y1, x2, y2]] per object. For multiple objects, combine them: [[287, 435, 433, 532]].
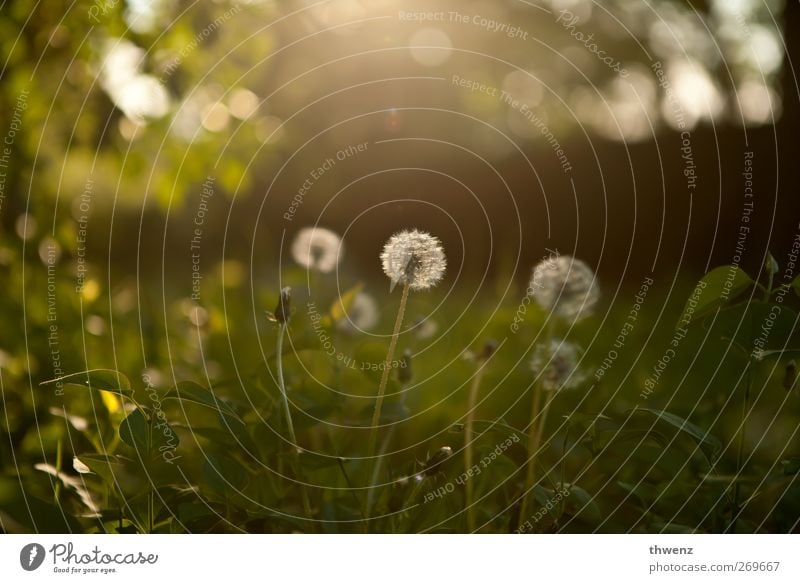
[[1, 535, 797, 581]]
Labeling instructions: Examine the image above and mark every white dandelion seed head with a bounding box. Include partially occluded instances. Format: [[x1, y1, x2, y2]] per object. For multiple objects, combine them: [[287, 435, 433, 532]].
[[380, 229, 446, 291], [291, 227, 343, 273], [531, 338, 586, 392], [336, 292, 380, 332], [530, 255, 599, 320]]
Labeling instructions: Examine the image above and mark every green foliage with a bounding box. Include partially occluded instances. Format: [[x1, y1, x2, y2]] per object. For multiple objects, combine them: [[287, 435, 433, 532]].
[[0, 0, 797, 533]]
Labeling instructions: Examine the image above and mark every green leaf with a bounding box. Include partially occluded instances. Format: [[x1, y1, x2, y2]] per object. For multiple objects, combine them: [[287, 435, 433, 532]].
[[41, 369, 133, 397], [632, 407, 721, 460], [74, 454, 125, 483], [1, 494, 82, 533], [119, 410, 149, 453], [679, 266, 754, 327], [120, 409, 180, 456], [450, 419, 523, 440], [563, 484, 601, 522], [711, 302, 800, 354], [202, 453, 249, 495], [617, 481, 659, 506], [293, 452, 346, 472], [764, 252, 779, 277], [792, 274, 800, 298], [164, 381, 242, 423]]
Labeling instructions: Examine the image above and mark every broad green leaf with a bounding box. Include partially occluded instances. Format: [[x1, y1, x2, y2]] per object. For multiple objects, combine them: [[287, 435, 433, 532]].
[[120, 409, 180, 456], [632, 407, 721, 460], [710, 302, 800, 354], [41, 369, 133, 397], [1, 493, 82, 533], [563, 484, 601, 522], [617, 481, 659, 506], [119, 410, 149, 453], [74, 454, 125, 483], [164, 381, 242, 423], [531, 484, 555, 507], [679, 266, 753, 327]]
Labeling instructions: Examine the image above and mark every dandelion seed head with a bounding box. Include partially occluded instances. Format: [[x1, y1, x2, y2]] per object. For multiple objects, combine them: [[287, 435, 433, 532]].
[[380, 229, 446, 291], [530, 338, 586, 392], [336, 292, 379, 332], [530, 255, 599, 320], [414, 317, 439, 339], [291, 227, 343, 273]]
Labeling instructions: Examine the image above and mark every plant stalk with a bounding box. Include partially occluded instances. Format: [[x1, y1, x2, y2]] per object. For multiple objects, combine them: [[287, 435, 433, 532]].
[[367, 282, 410, 463], [465, 361, 488, 532], [276, 321, 314, 530], [518, 324, 554, 529], [364, 282, 410, 524], [730, 361, 753, 532]]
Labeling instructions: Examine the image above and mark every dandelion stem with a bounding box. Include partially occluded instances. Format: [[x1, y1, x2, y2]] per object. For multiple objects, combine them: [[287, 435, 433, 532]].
[[465, 360, 488, 532], [367, 282, 410, 460], [518, 324, 554, 530], [365, 281, 410, 519], [518, 381, 545, 528], [276, 322, 298, 443], [276, 321, 314, 530]]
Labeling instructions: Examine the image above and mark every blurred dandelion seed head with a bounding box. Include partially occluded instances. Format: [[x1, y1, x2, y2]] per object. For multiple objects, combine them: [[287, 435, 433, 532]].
[[380, 229, 446, 291], [531, 338, 586, 392], [291, 227, 343, 273], [336, 292, 379, 332], [530, 255, 600, 320]]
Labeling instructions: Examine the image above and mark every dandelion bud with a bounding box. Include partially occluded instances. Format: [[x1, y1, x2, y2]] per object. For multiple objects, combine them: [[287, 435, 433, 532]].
[[530, 255, 599, 320], [274, 286, 292, 324], [291, 227, 343, 273], [783, 360, 797, 392], [480, 339, 498, 361], [380, 229, 446, 291], [423, 446, 453, 476], [530, 339, 586, 392]]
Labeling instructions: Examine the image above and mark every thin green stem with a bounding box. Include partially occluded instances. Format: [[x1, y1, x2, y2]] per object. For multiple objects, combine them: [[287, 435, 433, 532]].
[[731, 361, 753, 532], [364, 282, 410, 526], [365, 428, 393, 524], [145, 410, 154, 533], [518, 381, 544, 529], [518, 323, 554, 529], [276, 323, 297, 443], [465, 362, 488, 532], [54, 438, 62, 505], [276, 322, 315, 530], [148, 489, 154, 533], [337, 458, 365, 523], [368, 282, 410, 458], [558, 425, 571, 521]]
